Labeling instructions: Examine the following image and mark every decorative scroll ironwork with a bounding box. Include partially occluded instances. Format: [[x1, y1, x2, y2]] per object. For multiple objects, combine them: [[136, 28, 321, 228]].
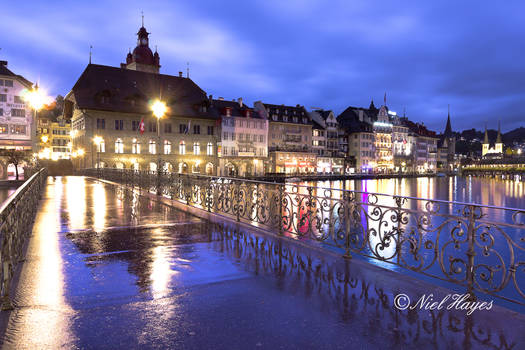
[[0, 168, 47, 309], [85, 168, 525, 306]]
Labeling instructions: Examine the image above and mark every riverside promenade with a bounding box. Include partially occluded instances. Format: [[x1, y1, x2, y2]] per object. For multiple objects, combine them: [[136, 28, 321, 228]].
[[1, 176, 524, 349]]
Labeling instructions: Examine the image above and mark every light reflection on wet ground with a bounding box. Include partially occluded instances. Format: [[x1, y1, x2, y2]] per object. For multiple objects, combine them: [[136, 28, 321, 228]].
[[1, 176, 524, 349]]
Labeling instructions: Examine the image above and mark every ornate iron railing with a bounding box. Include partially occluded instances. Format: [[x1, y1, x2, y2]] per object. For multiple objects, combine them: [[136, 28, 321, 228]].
[[0, 168, 47, 309], [85, 168, 525, 306]]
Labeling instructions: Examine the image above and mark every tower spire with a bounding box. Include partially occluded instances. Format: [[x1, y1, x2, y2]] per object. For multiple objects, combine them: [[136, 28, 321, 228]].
[[484, 123, 489, 144], [496, 120, 502, 144], [141, 10, 144, 27], [89, 45, 92, 64], [187, 62, 190, 78], [444, 104, 452, 137]]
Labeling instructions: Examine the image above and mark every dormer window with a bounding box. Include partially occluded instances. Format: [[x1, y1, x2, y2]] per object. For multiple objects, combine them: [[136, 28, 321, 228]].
[[225, 107, 231, 116]]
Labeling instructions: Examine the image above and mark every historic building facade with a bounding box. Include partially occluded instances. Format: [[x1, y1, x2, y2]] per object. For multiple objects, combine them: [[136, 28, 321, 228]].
[[212, 98, 268, 176], [0, 60, 35, 179], [0, 61, 35, 151], [65, 24, 219, 174], [262, 102, 316, 173], [36, 116, 71, 160]]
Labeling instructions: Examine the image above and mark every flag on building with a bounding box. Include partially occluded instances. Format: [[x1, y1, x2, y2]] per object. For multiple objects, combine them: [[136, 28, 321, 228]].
[[139, 118, 145, 135]]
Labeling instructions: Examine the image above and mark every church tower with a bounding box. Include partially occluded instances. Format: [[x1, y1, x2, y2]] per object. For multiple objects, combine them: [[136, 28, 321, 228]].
[[495, 120, 503, 154], [122, 17, 160, 74], [442, 106, 455, 166], [482, 125, 489, 156]]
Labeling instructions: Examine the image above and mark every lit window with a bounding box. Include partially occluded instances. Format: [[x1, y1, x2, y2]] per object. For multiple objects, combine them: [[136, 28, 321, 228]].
[[207, 142, 213, 156], [149, 140, 156, 154], [132, 139, 140, 154], [164, 140, 172, 154], [115, 138, 124, 153], [193, 142, 200, 155], [179, 141, 186, 155]]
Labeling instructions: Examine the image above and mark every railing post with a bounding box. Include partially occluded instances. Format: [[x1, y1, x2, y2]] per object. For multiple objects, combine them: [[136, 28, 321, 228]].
[[343, 192, 352, 259], [278, 184, 284, 236], [466, 204, 477, 300], [236, 180, 241, 222]]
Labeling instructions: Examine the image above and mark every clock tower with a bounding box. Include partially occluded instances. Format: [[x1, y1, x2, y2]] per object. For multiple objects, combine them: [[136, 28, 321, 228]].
[[122, 21, 160, 74]]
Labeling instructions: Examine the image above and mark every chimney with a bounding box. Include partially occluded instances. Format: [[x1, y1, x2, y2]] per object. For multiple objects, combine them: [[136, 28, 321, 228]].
[[238, 97, 243, 107], [209, 94, 213, 103], [218, 97, 224, 101], [178, 71, 183, 77]]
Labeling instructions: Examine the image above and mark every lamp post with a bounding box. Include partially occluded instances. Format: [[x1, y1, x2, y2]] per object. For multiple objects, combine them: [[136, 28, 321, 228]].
[[93, 136, 103, 178], [24, 84, 46, 161], [151, 100, 167, 195]]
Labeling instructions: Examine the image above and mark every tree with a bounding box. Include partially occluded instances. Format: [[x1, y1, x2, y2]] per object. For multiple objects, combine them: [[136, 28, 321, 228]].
[[1, 149, 28, 180]]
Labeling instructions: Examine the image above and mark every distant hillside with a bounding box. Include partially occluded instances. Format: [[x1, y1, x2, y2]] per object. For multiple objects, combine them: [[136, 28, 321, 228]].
[[454, 126, 524, 156], [456, 127, 525, 145]]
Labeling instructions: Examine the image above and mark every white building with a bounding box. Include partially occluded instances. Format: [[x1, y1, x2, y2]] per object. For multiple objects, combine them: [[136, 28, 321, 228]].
[[0, 61, 35, 152], [213, 98, 268, 176]]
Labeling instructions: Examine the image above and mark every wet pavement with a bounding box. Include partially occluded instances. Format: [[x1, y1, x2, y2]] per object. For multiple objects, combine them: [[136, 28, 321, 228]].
[[1, 176, 524, 349]]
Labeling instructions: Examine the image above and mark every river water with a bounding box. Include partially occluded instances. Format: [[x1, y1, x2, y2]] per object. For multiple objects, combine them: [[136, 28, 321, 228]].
[[295, 175, 525, 209]]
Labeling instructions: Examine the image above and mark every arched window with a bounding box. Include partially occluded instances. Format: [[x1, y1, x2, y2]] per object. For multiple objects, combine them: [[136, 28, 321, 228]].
[[179, 141, 185, 155], [193, 142, 200, 155], [115, 138, 123, 154], [97, 139, 105, 153], [164, 140, 171, 155], [206, 142, 213, 156], [132, 139, 140, 154], [149, 140, 156, 154]]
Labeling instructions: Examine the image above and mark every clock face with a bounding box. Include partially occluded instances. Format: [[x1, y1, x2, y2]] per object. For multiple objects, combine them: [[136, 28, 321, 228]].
[[141, 38, 147, 45]]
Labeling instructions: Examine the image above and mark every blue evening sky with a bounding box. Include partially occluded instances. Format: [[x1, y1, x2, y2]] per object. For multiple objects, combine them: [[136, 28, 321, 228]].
[[1, 0, 524, 132]]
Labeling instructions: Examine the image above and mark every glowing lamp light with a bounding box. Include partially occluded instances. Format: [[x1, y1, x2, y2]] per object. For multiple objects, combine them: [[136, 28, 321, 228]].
[[41, 135, 49, 143], [77, 148, 85, 156], [151, 100, 167, 119], [22, 86, 48, 111], [93, 136, 103, 146]]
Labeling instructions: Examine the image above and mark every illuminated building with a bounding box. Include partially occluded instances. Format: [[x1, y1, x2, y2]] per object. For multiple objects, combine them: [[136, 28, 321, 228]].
[[0, 60, 35, 152], [262, 102, 316, 173], [373, 105, 394, 172], [36, 116, 71, 160], [212, 97, 268, 176], [64, 23, 218, 174], [337, 104, 376, 173], [482, 122, 503, 158]]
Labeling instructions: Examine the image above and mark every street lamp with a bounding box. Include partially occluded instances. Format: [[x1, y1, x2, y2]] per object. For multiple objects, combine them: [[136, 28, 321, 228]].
[[151, 100, 167, 195], [23, 84, 46, 155], [93, 136, 103, 177]]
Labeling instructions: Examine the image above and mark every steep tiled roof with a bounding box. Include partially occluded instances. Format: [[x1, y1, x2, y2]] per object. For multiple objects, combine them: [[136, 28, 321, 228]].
[[66, 64, 211, 118], [0, 61, 33, 87], [209, 99, 263, 119], [263, 103, 310, 125]]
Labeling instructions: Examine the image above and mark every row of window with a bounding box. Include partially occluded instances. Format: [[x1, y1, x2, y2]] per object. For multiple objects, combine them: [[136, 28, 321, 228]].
[[96, 118, 214, 135], [222, 132, 265, 143], [0, 79, 14, 87], [96, 139, 214, 156], [222, 147, 266, 156], [0, 124, 27, 135], [222, 118, 266, 128], [271, 115, 308, 124], [0, 107, 25, 117]]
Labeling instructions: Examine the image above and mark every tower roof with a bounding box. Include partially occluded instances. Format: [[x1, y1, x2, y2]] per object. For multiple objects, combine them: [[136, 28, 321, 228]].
[[443, 107, 453, 137], [496, 120, 502, 144]]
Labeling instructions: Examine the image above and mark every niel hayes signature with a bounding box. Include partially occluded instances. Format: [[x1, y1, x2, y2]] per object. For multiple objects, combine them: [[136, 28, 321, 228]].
[[394, 293, 493, 315]]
